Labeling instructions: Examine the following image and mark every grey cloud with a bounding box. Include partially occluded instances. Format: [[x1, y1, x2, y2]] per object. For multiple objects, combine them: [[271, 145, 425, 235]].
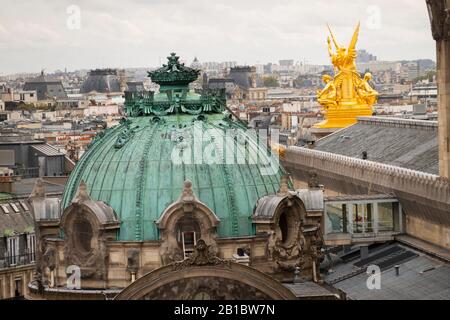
[[0, 0, 436, 74]]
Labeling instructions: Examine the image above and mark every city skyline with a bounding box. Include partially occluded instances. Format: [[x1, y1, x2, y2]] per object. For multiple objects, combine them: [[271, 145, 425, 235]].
[[0, 0, 436, 74]]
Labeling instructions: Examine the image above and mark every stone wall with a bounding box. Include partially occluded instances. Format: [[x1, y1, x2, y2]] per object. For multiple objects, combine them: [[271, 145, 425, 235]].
[[283, 147, 450, 249], [0, 265, 34, 299], [46, 236, 269, 290]]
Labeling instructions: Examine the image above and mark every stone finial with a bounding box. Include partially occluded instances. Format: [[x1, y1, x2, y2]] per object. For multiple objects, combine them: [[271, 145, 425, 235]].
[[29, 178, 45, 199], [179, 180, 198, 202], [277, 175, 290, 196], [308, 170, 320, 189], [73, 180, 91, 203]]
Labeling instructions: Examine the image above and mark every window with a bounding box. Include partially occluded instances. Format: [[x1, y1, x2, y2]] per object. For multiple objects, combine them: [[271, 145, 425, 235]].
[[325, 203, 347, 233], [14, 278, 22, 298], [352, 204, 373, 233], [27, 234, 36, 262], [19, 201, 29, 211], [378, 202, 395, 232], [277, 208, 297, 246], [1, 204, 10, 214], [73, 217, 93, 254], [7, 236, 19, 266], [10, 203, 20, 213], [176, 215, 201, 258]]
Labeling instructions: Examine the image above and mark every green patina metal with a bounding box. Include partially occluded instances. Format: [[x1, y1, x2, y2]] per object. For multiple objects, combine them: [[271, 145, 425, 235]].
[[61, 53, 286, 241]]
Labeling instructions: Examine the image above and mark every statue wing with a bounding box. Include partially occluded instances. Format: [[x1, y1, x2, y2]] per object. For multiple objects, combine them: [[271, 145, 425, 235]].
[[327, 23, 340, 49], [347, 22, 360, 54]]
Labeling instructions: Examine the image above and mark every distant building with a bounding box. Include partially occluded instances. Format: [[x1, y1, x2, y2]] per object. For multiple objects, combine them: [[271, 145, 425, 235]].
[[356, 49, 377, 63], [23, 71, 67, 101], [1, 89, 37, 105], [0, 132, 71, 178], [203, 77, 236, 99], [80, 69, 122, 94], [228, 66, 257, 88], [0, 196, 37, 300], [190, 57, 202, 70]]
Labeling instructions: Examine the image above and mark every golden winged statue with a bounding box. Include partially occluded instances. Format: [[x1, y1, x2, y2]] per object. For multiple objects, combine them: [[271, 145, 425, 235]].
[[314, 23, 378, 129]]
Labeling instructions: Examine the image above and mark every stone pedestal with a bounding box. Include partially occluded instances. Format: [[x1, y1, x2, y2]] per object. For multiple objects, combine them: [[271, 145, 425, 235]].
[[232, 253, 250, 266]]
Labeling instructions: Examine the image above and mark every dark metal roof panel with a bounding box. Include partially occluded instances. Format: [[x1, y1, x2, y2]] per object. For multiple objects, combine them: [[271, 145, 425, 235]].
[[31, 144, 64, 157], [314, 117, 438, 174]]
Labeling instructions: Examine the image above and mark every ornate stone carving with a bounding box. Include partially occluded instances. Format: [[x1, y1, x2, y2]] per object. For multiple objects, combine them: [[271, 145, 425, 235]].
[[277, 175, 290, 196], [159, 240, 184, 266], [140, 277, 271, 300], [308, 170, 320, 189], [114, 121, 134, 149], [157, 180, 221, 266], [126, 249, 140, 274], [42, 245, 56, 272], [276, 254, 306, 273], [172, 239, 231, 271], [148, 53, 200, 86], [60, 182, 119, 283], [426, 0, 450, 41], [267, 231, 277, 261]]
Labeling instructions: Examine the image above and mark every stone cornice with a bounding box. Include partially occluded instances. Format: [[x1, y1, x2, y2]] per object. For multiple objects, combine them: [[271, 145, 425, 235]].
[[285, 147, 449, 205]]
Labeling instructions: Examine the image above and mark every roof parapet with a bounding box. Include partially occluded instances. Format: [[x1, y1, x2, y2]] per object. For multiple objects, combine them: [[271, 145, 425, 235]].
[[357, 116, 437, 130]]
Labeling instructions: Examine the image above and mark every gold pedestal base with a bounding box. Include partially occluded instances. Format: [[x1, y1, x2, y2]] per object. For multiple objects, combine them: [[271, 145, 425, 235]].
[[313, 103, 373, 129]]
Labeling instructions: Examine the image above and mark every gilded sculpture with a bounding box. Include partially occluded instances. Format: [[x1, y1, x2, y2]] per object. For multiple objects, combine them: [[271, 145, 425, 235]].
[[314, 23, 378, 129]]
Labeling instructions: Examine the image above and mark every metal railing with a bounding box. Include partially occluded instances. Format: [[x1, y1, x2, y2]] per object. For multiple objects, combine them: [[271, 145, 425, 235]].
[[15, 167, 39, 178], [326, 217, 396, 235], [0, 251, 36, 269]]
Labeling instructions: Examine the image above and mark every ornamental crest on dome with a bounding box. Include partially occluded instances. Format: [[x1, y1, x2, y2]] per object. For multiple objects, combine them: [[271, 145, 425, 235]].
[[148, 53, 200, 86]]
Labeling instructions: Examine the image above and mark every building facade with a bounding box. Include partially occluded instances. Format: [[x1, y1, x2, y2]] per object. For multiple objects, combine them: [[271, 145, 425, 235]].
[[25, 54, 337, 300]]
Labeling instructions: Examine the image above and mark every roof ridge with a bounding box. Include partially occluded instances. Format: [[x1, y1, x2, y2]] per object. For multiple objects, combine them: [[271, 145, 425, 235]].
[[357, 116, 438, 130]]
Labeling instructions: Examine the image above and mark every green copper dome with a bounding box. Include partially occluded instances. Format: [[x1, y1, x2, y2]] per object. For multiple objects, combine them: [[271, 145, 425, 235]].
[[61, 54, 286, 241]]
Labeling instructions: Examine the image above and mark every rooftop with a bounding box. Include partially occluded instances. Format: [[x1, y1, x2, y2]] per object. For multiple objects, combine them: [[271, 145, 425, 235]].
[[323, 242, 450, 300], [0, 198, 34, 237], [314, 117, 438, 174]]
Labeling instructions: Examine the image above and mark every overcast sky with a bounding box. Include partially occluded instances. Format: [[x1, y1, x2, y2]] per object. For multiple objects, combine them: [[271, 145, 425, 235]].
[[0, 0, 436, 74]]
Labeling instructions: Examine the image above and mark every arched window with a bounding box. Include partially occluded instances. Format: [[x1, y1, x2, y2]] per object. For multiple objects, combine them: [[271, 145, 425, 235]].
[[175, 215, 201, 258], [277, 206, 298, 246], [73, 216, 94, 254]]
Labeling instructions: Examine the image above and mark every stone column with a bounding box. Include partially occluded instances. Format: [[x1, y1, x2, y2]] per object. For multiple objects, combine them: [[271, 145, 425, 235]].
[[437, 37, 450, 177], [373, 202, 379, 234], [427, 0, 450, 177]]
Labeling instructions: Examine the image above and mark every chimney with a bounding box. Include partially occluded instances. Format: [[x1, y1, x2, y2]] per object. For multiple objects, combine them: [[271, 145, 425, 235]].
[[395, 265, 400, 276]]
